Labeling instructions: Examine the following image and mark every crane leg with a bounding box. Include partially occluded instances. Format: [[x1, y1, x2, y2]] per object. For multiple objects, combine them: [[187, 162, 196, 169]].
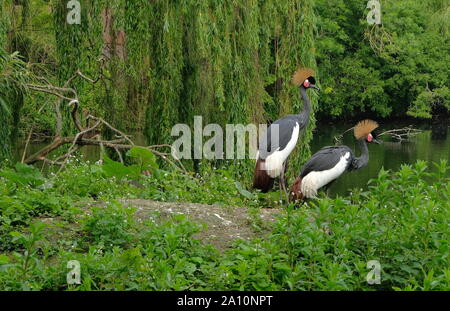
[[284, 158, 290, 173], [279, 161, 289, 203], [324, 180, 336, 198]]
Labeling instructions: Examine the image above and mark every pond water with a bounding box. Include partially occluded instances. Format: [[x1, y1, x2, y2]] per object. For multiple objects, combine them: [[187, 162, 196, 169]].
[[12, 119, 449, 198], [12, 132, 148, 168], [309, 119, 450, 197]]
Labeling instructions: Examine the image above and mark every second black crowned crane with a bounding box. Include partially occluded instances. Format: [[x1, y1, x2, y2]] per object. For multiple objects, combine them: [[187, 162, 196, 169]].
[[289, 119, 380, 202], [253, 67, 319, 195]]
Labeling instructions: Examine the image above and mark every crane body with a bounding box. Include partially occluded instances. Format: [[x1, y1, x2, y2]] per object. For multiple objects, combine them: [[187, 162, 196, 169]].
[[290, 120, 380, 201], [253, 67, 319, 194]]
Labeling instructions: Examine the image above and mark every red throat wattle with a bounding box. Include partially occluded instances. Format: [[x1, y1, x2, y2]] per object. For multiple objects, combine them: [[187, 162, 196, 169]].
[[303, 80, 310, 88], [367, 133, 373, 142]]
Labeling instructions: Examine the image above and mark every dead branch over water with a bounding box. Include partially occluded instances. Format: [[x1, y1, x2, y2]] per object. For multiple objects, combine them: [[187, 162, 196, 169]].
[[22, 71, 186, 173], [334, 125, 422, 145]]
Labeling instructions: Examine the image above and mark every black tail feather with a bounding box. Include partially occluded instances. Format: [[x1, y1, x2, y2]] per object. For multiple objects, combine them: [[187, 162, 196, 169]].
[[289, 177, 305, 202], [253, 159, 274, 193]]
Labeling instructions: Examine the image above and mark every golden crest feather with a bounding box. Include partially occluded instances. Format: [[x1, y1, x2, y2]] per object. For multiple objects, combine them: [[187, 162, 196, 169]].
[[291, 67, 315, 86], [354, 119, 379, 140]]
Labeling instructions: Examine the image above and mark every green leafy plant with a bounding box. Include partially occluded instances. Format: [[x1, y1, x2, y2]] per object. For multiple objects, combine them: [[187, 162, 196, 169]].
[[126, 147, 159, 173], [101, 154, 141, 180], [0, 159, 448, 291], [0, 162, 45, 188], [81, 201, 136, 250]]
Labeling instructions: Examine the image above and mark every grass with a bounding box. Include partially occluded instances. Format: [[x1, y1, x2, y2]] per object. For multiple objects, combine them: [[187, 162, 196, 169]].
[[0, 157, 449, 291]]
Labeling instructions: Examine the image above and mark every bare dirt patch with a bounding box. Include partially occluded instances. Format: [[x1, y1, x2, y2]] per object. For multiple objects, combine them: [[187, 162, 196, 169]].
[[38, 199, 285, 252], [121, 199, 284, 251]]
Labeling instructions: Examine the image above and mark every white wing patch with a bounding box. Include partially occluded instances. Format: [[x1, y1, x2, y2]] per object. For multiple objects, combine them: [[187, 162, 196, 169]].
[[263, 122, 300, 178], [301, 152, 350, 198]]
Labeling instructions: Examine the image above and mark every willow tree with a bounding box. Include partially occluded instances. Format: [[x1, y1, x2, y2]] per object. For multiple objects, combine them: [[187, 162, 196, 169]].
[[143, 0, 318, 178], [51, 0, 102, 134], [46, 0, 318, 177], [0, 3, 31, 160], [0, 3, 7, 52], [0, 49, 30, 160], [51, 0, 153, 134]]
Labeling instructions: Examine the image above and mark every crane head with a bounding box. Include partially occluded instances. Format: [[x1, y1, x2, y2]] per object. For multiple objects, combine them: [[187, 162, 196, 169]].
[[292, 67, 320, 92], [354, 119, 381, 144], [303, 76, 320, 92], [367, 133, 381, 144]]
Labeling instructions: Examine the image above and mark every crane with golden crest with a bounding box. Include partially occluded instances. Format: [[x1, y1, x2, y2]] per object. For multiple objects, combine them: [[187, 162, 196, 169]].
[[289, 119, 380, 202], [253, 67, 320, 196]]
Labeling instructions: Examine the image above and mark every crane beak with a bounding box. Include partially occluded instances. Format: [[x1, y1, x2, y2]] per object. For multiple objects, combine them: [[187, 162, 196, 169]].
[[373, 139, 381, 144], [310, 84, 320, 92], [68, 99, 79, 107]]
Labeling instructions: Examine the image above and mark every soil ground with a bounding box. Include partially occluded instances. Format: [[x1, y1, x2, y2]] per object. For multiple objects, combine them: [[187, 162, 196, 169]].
[[40, 199, 285, 252], [123, 199, 284, 251]]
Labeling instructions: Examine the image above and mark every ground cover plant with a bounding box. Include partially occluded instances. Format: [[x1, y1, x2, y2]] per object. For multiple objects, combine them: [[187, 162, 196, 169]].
[[0, 157, 448, 291]]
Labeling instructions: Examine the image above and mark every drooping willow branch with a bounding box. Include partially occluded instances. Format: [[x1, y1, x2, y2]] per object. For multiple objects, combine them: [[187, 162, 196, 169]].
[[334, 125, 422, 144], [22, 71, 187, 174]]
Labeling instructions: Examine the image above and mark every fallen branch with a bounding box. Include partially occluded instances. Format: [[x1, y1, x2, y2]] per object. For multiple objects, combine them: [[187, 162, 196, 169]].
[[23, 70, 187, 174], [334, 125, 422, 144], [87, 115, 135, 146], [377, 127, 422, 142]]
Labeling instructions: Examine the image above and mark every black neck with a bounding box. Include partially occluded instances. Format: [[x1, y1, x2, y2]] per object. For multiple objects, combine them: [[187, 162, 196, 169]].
[[354, 139, 369, 169], [298, 86, 311, 122]]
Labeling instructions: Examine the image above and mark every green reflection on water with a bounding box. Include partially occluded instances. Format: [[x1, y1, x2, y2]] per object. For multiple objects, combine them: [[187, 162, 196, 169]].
[[308, 121, 450, 197]]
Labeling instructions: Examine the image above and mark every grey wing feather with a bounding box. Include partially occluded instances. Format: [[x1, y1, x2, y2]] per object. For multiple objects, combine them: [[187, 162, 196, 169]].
[[258, 116, 303, 159], [300, 146, 353, 177]]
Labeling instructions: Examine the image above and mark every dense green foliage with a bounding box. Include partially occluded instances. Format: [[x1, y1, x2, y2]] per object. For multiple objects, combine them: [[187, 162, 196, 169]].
[[315, 0, 450, 119], [4, 0, 319, 131], [1, 0, 320, 176], [1, 2, 449, 119], [1, 0, 449, 168], [0, 49, 30, 158], [0, 159, 448, 290], [0, 0, 449, 293]]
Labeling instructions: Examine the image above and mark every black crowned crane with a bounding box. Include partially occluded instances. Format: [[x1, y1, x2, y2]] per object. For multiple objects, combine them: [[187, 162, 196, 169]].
[[253, 67, 319, 194], [289, 119, 380, 202]]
